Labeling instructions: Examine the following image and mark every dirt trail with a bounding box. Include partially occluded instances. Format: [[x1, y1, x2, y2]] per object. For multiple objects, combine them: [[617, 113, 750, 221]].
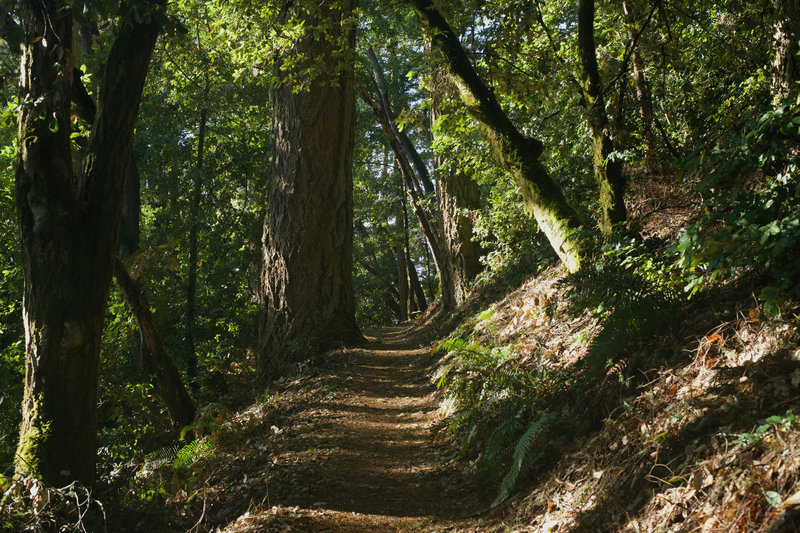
[[229, 325, 496, 532]]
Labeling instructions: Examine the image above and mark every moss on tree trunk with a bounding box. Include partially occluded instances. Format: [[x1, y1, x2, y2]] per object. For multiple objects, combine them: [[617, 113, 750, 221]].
[[407, 0, 587, 272]]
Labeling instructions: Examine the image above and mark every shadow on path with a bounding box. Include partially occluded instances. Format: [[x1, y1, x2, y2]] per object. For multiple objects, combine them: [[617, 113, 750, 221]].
[[239, 324, 492, 532]]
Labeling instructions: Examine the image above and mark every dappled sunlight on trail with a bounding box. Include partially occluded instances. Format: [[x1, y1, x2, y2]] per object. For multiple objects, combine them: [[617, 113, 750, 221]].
[[220, 325, 494, 532]]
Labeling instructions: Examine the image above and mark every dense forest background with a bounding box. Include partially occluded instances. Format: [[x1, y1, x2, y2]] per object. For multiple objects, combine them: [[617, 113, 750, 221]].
[[0, 0, 799, 530]]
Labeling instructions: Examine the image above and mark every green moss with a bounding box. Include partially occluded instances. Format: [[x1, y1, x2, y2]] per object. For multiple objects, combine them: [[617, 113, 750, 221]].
[[14, 392, 50, 478]]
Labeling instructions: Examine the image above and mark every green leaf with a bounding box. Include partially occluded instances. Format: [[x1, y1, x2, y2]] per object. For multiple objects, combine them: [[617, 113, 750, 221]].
[[765, 491, 782, 508]]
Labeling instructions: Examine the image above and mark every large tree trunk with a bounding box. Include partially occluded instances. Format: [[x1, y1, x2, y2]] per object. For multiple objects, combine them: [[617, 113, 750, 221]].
[[14, 0, 164, 486], [577, 0, 627, 235], [112, 259, 196, 429], [429, 58, 483, 309], [435, 163, 483, 307], [771, 0, 800, 102], [406, 0, 587, 272], [257, 0, 362, 386], [117, 158, 141, 259]]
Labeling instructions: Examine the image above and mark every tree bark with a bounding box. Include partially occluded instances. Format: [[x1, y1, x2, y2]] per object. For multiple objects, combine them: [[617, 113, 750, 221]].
[[112, 258, 196, 429], [257, 0, 362, 387], [14, 0, 164, 486], [577, 0, 627, 235], [771, 0, 800, 103], [622, 0, 656, 170], [429, 55, 483, 309], [117, 158, 141, 259], [406, 0, 587, 272]]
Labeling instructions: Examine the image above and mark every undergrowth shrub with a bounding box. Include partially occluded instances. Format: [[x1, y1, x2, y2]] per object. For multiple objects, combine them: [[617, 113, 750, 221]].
[[560, 240, 683, 379], [435, 339, 563, 505], [0, 477, 106, 532], [675, 102, 800, 305]]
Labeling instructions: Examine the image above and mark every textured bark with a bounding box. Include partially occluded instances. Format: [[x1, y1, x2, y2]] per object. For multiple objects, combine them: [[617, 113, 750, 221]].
[[771, 0, 800, 102], [14, 0, 164, 486], [436, 165, 483, 307], [257, 0, 362, 386], [429, 60, 483, 309], [578, 0, 627, 235], [113, 259, 196, 429], [407, 0, 587, 272], [622, 0, 656, 169]]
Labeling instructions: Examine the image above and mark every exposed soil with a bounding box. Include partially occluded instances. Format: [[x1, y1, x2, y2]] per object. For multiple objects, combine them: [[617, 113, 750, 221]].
[[192, 325, 499, 532]]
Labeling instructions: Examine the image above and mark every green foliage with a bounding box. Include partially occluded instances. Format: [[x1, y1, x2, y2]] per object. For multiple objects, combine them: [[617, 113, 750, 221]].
[[0, 52, 22, 471], [492, 413, 555, 507], [435, 338, 563, 502], [675, 103, 800, 299], [562, 239, 682, 378], [737, 410, 797, 450], [143, 439, 213, 471]]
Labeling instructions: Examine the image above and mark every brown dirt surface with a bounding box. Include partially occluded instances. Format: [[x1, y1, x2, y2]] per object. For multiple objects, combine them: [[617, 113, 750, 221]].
[[188, 325, 501, 532]]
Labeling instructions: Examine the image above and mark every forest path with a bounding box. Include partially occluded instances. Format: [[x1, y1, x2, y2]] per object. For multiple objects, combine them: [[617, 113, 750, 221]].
[[225, 325, 495, 532]]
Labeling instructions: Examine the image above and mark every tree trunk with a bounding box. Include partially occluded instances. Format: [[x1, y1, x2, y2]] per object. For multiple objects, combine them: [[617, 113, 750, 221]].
[[14, 0, 164, 487], [429, 58, 483, 309], [771, 0, 800, 102], [403, 197, 428, 312], [577, 0, 627, 235], [406, 0, 587, 272], [398, 192, 411, 319], [622, 0, 657, 170], [257, 0, 362, 386], [365, 47, 435, 195], [356, 81, 445, 278], [112, 258, 196, 429], [396, 244, 410, 321], [117, 158, 141, 259]]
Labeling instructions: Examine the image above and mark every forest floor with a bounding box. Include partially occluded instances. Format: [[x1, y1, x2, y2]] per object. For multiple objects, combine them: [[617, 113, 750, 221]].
[[164, 325, 501, 532], [140, 269, 800, 533]]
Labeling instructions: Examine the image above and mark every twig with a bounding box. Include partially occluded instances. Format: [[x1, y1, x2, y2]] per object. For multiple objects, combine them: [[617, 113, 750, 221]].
[[189, 488, 208, 533]]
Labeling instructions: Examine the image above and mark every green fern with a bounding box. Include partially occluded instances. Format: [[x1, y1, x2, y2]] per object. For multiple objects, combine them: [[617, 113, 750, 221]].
[[144, 440, 212, 471], [144, 445, 179, 470], [491, 413, 555, 507], [583, 294, 676, 378], [480, 411, 524, 478]]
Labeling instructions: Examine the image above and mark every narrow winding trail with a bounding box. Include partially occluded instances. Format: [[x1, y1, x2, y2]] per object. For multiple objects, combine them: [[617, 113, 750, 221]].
[[230, 325, 496, 532]]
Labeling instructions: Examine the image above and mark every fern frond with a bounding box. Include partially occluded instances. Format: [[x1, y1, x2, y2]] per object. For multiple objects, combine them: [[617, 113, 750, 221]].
[[144, 446, 179, 470], [491, 413, 555, 507]]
